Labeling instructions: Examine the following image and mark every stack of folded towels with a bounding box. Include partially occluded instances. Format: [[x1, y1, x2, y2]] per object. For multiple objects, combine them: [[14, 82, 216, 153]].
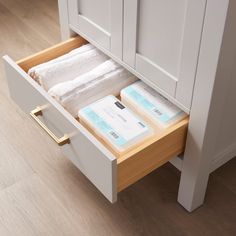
[[48, 59, 137, 117], [28, 44, 108, 91], [28, 43, 137, 117]]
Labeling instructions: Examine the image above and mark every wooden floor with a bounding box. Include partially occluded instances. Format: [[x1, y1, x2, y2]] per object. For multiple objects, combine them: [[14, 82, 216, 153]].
[[0, 0, 235, 235]]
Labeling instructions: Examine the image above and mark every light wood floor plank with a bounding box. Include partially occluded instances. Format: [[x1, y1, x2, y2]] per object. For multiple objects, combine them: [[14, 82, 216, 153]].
[[0, 175, 86, 236], [0, 138, 33, 191], [0, 0, 60, 45], [0, 3, 54, 61]]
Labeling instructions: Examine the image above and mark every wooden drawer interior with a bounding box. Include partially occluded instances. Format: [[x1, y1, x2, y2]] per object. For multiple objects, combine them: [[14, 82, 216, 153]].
[[17, 36, 189, 192]]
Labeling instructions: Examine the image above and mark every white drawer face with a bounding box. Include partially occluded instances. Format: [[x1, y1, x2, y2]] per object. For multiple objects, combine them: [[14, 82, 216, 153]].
[[3, 37, 188, 203]]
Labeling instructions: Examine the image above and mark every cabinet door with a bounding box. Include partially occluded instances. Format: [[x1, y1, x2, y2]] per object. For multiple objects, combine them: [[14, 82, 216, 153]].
[[123, 0, 206, 109], [68, 0, 123, 58]]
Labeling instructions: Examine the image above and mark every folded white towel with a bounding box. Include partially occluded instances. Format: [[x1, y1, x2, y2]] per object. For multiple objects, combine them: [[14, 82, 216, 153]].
[[28, 46, 108, 91], [48, 59, 120, 99], [61, 69, 137, 117], [48, 60, 137, 117], [28, 43, 95, 78]]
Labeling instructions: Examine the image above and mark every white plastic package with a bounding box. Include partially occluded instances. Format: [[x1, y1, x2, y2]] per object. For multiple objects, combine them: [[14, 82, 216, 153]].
[[78, 95, 153, 155], [120, 81, 187, 128]]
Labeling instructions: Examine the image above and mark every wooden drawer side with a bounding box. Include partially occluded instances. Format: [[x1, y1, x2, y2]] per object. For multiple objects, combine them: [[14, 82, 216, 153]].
[[117, 119, 188, 192]]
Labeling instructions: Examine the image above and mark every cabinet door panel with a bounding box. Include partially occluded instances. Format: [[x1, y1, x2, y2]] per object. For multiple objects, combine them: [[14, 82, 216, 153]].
[[123, 0, 206, 108], [78, 0, 110, 32], [68, 0, 123, 58]]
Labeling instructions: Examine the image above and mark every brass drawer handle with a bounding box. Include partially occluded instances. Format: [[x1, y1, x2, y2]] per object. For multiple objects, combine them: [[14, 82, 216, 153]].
[[30, 106, 70, 146]]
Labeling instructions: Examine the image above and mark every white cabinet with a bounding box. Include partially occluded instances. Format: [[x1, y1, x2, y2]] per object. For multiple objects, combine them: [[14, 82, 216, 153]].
[[58, 0, 236, 212], [123, 0, 206, 108], [67, 0, 123, 58], [7, 0, 232, 213]]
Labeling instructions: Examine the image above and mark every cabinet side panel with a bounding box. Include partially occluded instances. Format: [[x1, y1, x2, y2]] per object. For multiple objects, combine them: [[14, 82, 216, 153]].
[[178, 0, 229, 211], [211, 0, 236, 169]]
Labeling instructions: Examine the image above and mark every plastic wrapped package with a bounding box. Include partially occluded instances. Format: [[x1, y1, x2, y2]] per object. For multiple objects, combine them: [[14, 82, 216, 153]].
[[120, 81, 187, 129], [78, 95, 153, 156]]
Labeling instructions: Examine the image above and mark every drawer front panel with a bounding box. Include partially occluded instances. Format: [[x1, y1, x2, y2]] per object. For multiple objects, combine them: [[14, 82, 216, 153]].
[[3, 55, 117, 203]]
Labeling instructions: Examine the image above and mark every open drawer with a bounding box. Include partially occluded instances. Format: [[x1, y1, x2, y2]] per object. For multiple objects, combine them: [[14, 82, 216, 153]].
[[3, 37, 188, 203]]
